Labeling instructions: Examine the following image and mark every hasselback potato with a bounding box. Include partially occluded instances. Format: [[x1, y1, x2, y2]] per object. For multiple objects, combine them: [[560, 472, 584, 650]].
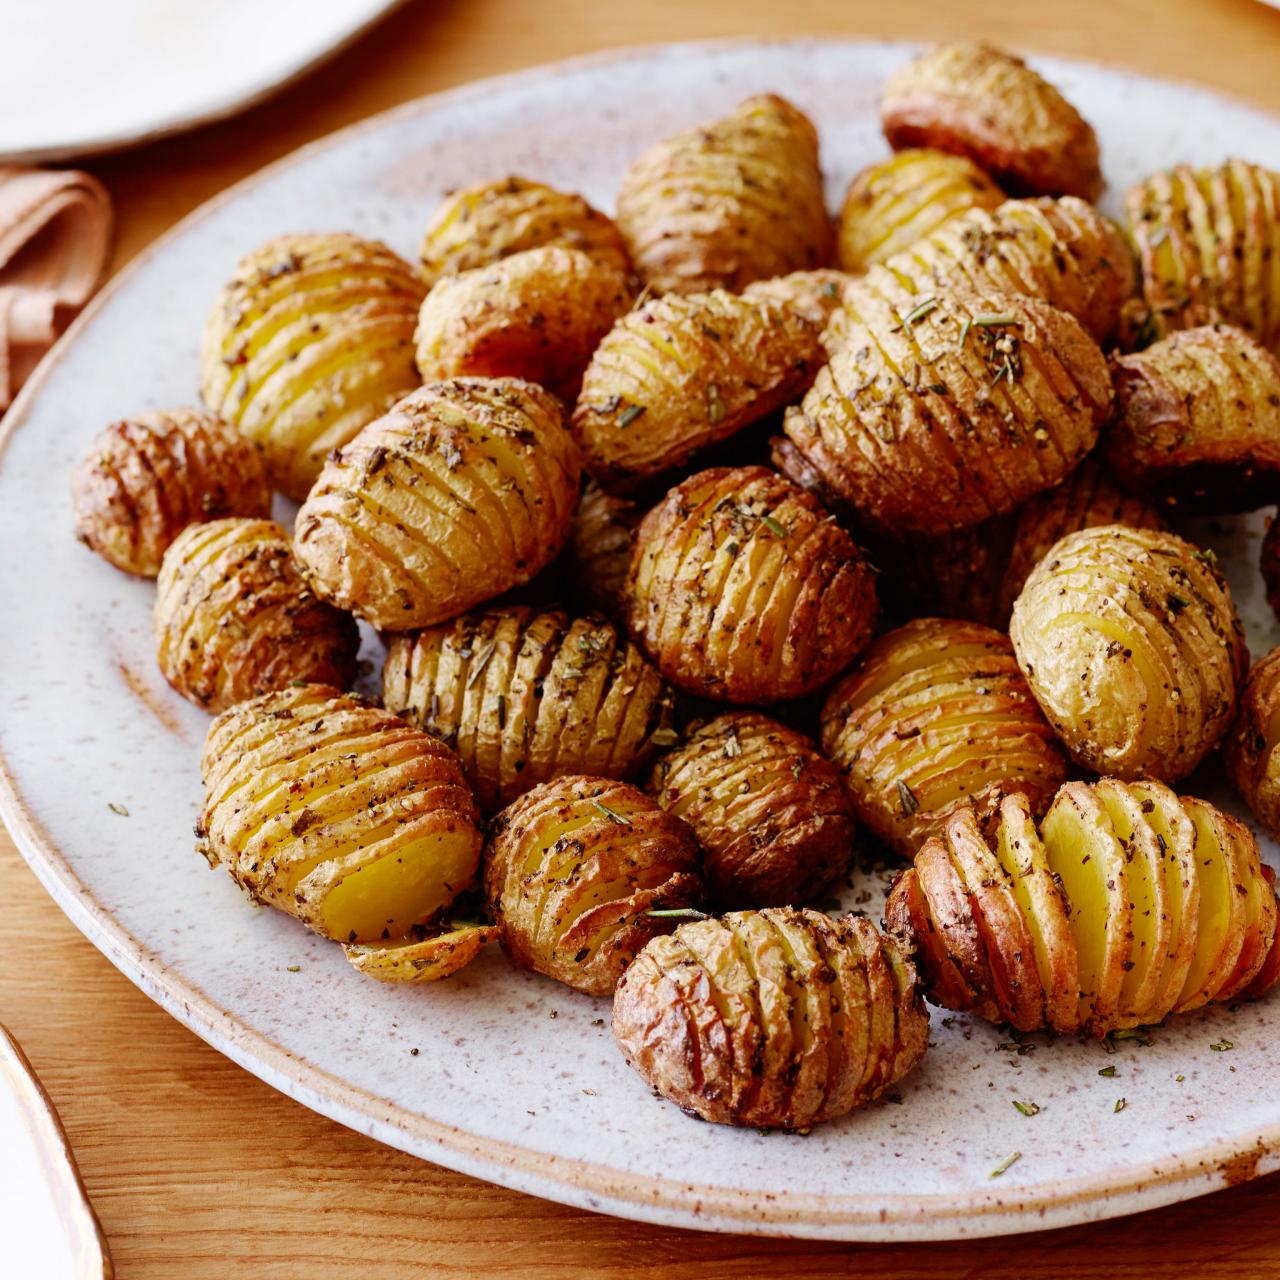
[[1227, 646, 1280, 842], [741, 268, 852, 330], [567, 479, 640, 621]]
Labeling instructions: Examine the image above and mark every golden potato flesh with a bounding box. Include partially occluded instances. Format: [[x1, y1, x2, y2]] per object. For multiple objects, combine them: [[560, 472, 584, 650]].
[[382, 605, 674, 812], [1226, 646, 1280, 843], [572, 289, 823, 491], [612, 908, 929, 1129], [651, 713, 856, 908], [70, 407, 271, 578], [615, 94, 833, 295], [344, 922, 500, 984], [820, 618, 1067, 859], [627, 466, 878, 702], [197, 684, 483, 946], [1009, 524, 1247, 781], [741, 269, 852, 330], [294, 378, 581, 631], [199, 233, 426, 500], [154, 518, 358, 714], [418, 176, 631, 288], [567, 479, 639, 622], [483, 775, 703, 995], [886, 780, 1280, 1036], [836, 148, 1004, 274], [413, 246, 631, 400], [881, 42, 1103, 202], [779, 285, 1112, 539]]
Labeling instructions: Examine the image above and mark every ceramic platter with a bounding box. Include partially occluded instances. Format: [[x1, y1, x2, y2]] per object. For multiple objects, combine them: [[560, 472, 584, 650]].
[[3, 39, 1280, 1242]]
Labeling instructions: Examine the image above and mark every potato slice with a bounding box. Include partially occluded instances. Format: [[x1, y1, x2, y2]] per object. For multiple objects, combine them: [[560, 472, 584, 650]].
[[344, 923, 500, 983]]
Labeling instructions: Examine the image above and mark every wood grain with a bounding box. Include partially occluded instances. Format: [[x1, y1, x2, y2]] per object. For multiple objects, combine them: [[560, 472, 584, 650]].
[[4, 0, 1280, 1272]]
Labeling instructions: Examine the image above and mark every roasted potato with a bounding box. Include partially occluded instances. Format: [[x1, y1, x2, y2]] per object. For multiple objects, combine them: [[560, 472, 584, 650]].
[[344, 922, 500, 984], [836, 148, 1004, 274], [615, 94, 833, 295], [881, 42, 1103, 202], [154, 518, 358, 713], [612, 908, 929, 1129], [567, 479, 640, 621], [649, 712, 857, 908], [1227, 645, 1280, 842], [741, 269, 852, 329], [413, 246, 631, 400], [294, 378, 580, 631], [418, 176, 631, 287], [820, 618, 1067, 858], [887, 781, 1280, 1037], [627, 466, 878, 702], [1264, 517, 1280, 620], [199, 233, 426, 500], [484, 775, 703, 995], [197, 684, 483, 948], [70, 407, 271, 578], [1009, 524, 1247, 781], [572, 289, 823, 491], [382, 605, 674, 811]]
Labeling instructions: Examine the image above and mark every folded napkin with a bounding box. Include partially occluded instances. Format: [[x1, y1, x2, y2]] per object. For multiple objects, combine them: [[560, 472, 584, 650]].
[[0, 167, 112, 411]]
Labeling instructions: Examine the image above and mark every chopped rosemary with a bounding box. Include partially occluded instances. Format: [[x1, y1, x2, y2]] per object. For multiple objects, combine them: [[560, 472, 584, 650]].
[[1114, 1097, 1128, 1113], [1191, 547, 1218, 566], [1012, 1100, 1040, 1117], [107, 802, 129, 817], [1167, 593, 1191, 613], [590, 799, 631, 826], [1098, 1065, 1117, 1077], [988, 1151, 1022, 1179], [973, 313, 1017, 327], [617, 402, 647, 428], [465, 639, 497, 688], [958, 316, 972, 349], [897, 780, 919, 816], [286, 964, 301, 973], [1210, 1039, 1234, 1052], [645, 907, 710, 920], [900, 297, 938, 329], [761, 514, 787, 538]]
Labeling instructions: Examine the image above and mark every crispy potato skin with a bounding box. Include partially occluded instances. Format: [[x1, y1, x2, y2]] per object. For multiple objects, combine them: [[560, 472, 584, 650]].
[[1105, 325, 1280, 513], [836, 148, 1005, 274], [567, 479, 640, 622], [780, 286, 1112, 539], [382, 605, 674, 812], [418, 176, 631, 287], [741, 269, 852, 330], [571, 289, 822, 492], [627, 466, 878, 702], [1264, 518, 1280, 620], [612, 908, 929, 1128], [199, 233, 426, 501], [343, 923, 500, 983], [294, 378, 581, 631], [1227, 647, 1280, 842], [154, 518, 358, 713], [881, 42, 1103, 202], [484, 776, 703, 995], [650, 713, 857, 908], [887, 782, 1280, 1036], [197, 684, 483, 945], [1010, 524, 1247, 781], [70, 407, 271, 578], [615, 94, 834, 295], [820, 618, 1067, 858], [413, 247, 631, 400]]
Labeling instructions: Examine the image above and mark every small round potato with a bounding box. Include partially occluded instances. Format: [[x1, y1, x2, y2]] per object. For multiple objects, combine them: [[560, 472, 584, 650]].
[[199, 232, 426, 500], [154, 518, 358, 713], [382, 605, 675, 812], [627, 466, 878, 703], [821, 618, 1067, 858], [70, 407, 271, 578], [881, 42, 1103, 201], [567, 479, 640, 621], [612, 908, 929, 1129], [484, 775, 703, 995], [650, 713, 856, 908], [294, 378, 581, 631], [741, 269, 853, 330], [616, 94, 833, 295], [1227, 646, 1280, 842], [1009, 524, 1247, 781]]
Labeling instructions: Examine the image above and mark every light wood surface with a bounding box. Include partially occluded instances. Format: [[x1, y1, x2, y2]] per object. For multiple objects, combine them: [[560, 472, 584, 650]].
[[5, 0, 1280, 1273]]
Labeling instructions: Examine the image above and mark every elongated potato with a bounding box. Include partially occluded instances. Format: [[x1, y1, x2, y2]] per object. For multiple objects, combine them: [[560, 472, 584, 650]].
[[650, 713, 857, 908], [199, 233, 426, 500], [484, 775, 703, 994], [887, 781, 1280, 1037], [627, 466, 878, 702], [820, 618, 1067, 858], [1010, 524, 1247, 781], [70, 407, 271, 578], [1227, 646, 1280, 842], [837, 148, 1004, 274], [414, 247, 631, 399], [741, 269, 852, 329], [881, 42, 1103, 201], [572, 290, 823, 491], [418, 176, 631, 287], [567, 479, 640, 621], [294, 378, 580, 631], [613, 908, 929, 1129], [779, 285, 1112, 538], [154, 518, 358, 713], [197, 684, 483, 947], [615, 94, 833, 294], [382, 605, 674, 811]]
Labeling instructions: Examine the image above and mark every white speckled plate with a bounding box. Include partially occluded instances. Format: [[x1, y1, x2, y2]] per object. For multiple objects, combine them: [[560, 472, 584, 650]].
[[3, 39, 1280, 1242]]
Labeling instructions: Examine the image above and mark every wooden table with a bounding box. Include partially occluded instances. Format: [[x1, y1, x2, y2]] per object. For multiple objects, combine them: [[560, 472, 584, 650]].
[[5, 0, 1280, 1273]]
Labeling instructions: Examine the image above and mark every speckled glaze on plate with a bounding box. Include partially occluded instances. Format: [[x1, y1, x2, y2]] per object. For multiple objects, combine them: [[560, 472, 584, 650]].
[[2, 39, 1280, 1242]]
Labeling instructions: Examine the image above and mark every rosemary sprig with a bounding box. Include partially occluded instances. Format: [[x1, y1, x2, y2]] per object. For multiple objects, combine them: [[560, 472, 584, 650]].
[[590, 799, 631, 826]]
